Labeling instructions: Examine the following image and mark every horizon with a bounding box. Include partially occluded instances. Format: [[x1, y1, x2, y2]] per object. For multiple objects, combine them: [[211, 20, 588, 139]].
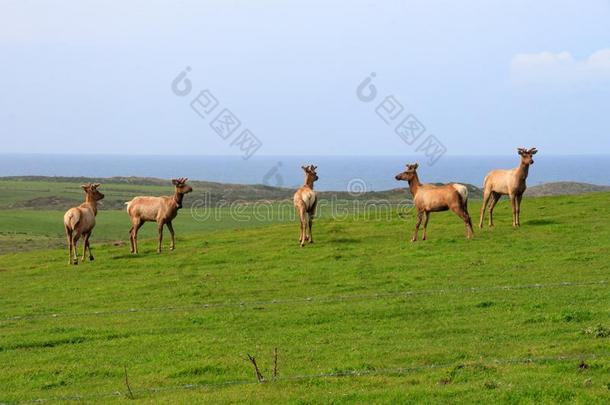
[[1, 154, 608, 190]]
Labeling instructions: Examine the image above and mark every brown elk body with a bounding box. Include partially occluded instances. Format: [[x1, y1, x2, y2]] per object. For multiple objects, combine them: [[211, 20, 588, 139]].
[[126, 178, 192, 254], [293, 165, 318, 247], [63, 183, 104, 265], [395, 163, 473, 241], [479, 147, 538, 228]]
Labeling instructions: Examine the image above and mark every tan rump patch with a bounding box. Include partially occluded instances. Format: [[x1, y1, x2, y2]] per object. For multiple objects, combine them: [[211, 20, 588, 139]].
[[452, 183, 468, 201]]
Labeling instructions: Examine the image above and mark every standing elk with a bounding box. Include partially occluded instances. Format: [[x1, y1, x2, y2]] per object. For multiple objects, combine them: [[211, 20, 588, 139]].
[[63, 183, 105, 265], [125, 178, 193, 254], [294, 165, 318, 247], [479, 147, 538, 228], [395, 163, 473, 241]]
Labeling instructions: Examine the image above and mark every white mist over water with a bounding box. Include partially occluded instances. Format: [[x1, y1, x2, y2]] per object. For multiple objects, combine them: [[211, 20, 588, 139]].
[[0, 154, 608, 192]]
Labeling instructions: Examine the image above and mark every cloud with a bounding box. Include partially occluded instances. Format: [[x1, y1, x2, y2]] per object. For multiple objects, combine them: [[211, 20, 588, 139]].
[[510, 49, 610, 86]]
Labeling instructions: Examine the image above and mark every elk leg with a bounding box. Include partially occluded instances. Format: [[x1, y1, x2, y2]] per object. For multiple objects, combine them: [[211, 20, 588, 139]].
[[71, 233, 81, 265], [299, 210, 306, 247], [167, 221, 176, 250], [516, 194, 523, 227], [422, 211, 430, 240], [157, 222, 164, 253], [132, 219, 144, 254], [488, 192, 500, 227], [464, 209, 474, 239], [412, 211, 423, 242], [307, 213, 314, 243], [65, 227, 73, 265], [86, 233, 94, 261], [128, 225, 134, 253], [303, 213, 310, 242], [479, 189, 491, 229], [509, 194, 518, 228], [81, 232, 90, 261], [451, 205, 474, 239]]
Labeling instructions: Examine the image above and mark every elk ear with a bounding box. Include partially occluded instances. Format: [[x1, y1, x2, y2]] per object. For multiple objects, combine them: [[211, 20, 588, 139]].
[[92, 183, 101, 188], [412, 163, 419, 170], [301, 165, 307, 171], [171, 179, 179, 185], [81, 184, 89, 190], [530, 148, 538, 155]]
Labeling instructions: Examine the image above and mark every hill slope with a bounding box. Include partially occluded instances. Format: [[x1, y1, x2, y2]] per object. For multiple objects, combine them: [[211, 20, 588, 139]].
[[0, 193, 609, 403], [526, 181, 610, 196], [2, 176, 609, 211]]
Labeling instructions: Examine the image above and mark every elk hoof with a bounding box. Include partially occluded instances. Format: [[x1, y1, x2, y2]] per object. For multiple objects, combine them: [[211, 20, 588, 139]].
[[170, 246, 175, 251], [72, 260, 78, 265], [89, 256, 94, 261]]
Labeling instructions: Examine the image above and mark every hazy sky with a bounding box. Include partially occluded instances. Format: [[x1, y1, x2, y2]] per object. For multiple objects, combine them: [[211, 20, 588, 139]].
[[1, 0, 609, 156]]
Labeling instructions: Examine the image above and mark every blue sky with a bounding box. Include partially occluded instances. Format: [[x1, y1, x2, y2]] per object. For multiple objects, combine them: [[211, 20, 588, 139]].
[[1, 0, 609, 156]]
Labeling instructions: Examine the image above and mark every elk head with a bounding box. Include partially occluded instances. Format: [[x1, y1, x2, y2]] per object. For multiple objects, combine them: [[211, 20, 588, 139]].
[[517, 147, 538, 165], [81, 183, 104, 201], [395, 163, 419, 182], [172, 178, 193, 195], [302, 165, 319, 183]]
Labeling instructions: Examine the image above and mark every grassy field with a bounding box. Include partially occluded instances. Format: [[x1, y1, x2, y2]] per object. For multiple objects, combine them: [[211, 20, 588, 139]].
[[0, 187, 609, 403]]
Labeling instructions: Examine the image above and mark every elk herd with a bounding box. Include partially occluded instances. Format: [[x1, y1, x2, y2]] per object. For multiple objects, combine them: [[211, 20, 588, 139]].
[[64, 147, 538, 264]]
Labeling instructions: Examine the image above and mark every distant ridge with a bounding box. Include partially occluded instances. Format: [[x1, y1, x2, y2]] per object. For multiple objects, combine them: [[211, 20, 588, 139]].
[[0, 176, 608, 210], [526, 181, 610, 197]]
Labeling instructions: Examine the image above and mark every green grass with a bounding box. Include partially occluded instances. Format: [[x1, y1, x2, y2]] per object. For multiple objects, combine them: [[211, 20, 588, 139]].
[[0, 193, 609, 403]]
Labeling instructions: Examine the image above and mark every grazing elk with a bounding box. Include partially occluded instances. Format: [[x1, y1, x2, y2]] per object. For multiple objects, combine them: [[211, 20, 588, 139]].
[[479, 147, 538, 228], [63, 183, 104, 265], [294, 165, 318, 247], [126, 178, 193, 254], [395, 163, 473, 241]]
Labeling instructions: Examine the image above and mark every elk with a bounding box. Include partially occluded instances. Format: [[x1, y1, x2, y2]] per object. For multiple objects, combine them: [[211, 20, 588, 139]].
[[126, 178, 193, 254], [479, 147, 538, 228], [395, 163, 473, 241], [293, 165, 318, 247], [63, 183, 105, 265]]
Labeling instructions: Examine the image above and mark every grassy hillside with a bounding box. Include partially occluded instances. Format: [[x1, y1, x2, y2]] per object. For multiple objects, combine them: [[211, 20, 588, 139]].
[[0, 177, 479, 211], [526, 181, 610, 196], [0, 192, 609, 403]]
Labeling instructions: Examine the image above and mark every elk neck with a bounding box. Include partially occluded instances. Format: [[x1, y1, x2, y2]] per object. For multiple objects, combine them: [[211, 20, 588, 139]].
[[173, 192, 185, 209], [84, 194, 98, 215], [407, 172, 422, 197], [516, 161, 530, 181], [304, 175, 316, 189]]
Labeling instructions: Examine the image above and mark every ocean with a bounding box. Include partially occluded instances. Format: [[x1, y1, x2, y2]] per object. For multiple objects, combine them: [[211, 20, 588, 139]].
[[0, 154, 608, 192]]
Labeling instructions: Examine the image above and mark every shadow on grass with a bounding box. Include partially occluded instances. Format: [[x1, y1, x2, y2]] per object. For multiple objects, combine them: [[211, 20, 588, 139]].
[[110, 253, 148, 259], [329, 238, 361, 244], [524, 219, 560, 226]]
